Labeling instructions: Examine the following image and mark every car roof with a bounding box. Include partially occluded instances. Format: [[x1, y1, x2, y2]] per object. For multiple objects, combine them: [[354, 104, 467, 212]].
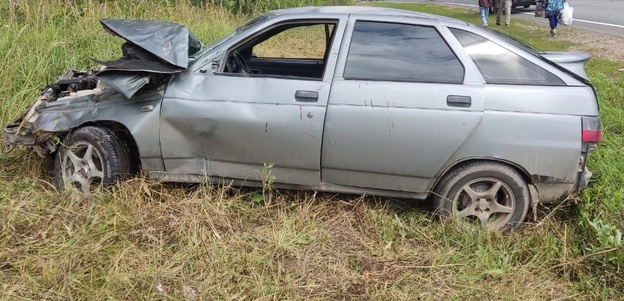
[[263, 6, 468, 25]]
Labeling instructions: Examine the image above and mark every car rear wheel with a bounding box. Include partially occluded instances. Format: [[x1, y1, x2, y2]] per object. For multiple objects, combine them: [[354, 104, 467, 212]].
[[433, 161, 530, 231], [54, 126, 130, 193]]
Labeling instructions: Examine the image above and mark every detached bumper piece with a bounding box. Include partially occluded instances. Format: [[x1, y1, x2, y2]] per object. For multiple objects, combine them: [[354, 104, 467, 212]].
[[3, 119, 56, 158], [579, 166, 593, 190]]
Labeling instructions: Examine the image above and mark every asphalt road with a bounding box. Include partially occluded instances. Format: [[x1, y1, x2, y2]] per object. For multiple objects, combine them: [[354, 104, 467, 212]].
[[386, 0, 624, 37]]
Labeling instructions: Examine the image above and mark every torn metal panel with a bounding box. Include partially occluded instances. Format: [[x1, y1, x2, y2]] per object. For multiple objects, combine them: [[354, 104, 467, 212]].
[[91, 18, 203, 96], [99, 18, 202, 70], [3, 118, 39, 146], [91, 42, 184, 74], [96, 72, 150, 99]]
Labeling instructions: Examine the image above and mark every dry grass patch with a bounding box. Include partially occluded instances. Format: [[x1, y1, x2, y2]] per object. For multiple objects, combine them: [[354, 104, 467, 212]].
[[0, 172, 584, 299]]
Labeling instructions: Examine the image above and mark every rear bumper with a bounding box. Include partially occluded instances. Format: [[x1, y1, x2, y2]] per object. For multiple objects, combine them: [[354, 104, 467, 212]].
[[535, 143, 596, 203], [576, 143, 597, 191], [534, 182, 575, 203], [533, 167, 591, 203]]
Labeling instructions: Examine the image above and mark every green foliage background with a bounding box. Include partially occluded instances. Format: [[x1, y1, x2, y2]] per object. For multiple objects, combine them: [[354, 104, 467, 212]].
[[200, 0, 355, 13], [7, 0, 356, 14]]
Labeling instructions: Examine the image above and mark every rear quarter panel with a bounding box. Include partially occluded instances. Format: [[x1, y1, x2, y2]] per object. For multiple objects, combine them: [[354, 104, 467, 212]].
[[442, 84, 599, 200]]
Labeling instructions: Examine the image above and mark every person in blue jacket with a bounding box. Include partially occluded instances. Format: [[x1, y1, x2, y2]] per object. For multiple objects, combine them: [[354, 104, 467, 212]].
[[546, 0, 568, 37]]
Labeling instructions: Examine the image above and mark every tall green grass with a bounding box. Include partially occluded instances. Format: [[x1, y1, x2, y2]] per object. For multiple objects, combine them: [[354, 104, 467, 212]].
[[0, 1, 622, 299]]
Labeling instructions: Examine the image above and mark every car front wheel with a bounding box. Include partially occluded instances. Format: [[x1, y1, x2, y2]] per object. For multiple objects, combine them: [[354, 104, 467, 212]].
[[54, 126, 130, 193], [433, 161, 530, 231]]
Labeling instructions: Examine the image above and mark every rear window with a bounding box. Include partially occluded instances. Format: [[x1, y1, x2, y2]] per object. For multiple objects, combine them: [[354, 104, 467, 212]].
[[450, 28, 565, 86]]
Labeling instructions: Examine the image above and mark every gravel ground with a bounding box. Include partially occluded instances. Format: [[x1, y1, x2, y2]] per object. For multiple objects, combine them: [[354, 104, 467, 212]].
[[564, 29, 624, 64], [508, 20, 624, 66]]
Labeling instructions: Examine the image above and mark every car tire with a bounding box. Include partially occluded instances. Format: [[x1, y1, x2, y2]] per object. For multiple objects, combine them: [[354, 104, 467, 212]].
[[524, 4, 530, 8], [433, 161, 530, 231], [54, 126, 130, 193]]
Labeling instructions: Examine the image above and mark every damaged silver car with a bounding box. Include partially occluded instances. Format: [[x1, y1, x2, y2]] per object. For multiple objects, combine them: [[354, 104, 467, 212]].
[[3, 7, 602, 230]]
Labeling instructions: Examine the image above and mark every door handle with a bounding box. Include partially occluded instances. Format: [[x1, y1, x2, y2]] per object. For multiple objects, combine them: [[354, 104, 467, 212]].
[[447, 95, 471, 108], [295, 90, 318, 102]]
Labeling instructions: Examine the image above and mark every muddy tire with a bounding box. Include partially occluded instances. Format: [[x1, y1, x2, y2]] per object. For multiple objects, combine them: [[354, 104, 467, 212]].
[[433, 161, 530, 231], [54, 126, 130, 193]]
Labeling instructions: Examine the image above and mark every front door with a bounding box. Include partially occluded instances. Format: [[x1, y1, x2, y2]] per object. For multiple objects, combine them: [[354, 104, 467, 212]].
[[159, 18, 345, 186]]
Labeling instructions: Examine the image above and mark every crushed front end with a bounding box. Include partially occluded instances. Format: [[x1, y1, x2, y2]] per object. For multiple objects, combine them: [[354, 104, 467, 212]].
[[3, 18, 201, 158], [3, 70, 100, 158]]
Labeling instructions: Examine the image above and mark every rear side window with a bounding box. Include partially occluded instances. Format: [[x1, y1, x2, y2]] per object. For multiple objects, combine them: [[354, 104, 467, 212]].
[[344, 21, 464, 83], [450, 28, 565, 86]]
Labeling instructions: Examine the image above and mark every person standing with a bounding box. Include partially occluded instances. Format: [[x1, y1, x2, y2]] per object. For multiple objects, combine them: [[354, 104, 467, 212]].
[[546, 0, 568, 37], [479, 0, 493, 26], [495, 0, 512, 26]]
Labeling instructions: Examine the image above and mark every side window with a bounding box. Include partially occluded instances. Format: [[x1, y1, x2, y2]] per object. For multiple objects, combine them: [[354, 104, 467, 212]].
[[223, 21, 337, 80], [253, 24, 333, 59], [344, 21, 464, 83], [450, 28, 565, 85]]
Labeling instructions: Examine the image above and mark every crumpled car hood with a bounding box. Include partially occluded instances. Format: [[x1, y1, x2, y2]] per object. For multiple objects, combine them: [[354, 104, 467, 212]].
[[98, 18, 202, 70], [91, 18, 202, 98]]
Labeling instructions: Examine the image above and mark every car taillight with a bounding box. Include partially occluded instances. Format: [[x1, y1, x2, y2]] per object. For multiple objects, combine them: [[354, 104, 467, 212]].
[[582, 116, 602, 143]]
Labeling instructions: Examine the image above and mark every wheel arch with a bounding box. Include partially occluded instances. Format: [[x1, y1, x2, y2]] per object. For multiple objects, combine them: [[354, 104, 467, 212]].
[[430, 157, 533, 194], [79, 120, 141, 173]]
